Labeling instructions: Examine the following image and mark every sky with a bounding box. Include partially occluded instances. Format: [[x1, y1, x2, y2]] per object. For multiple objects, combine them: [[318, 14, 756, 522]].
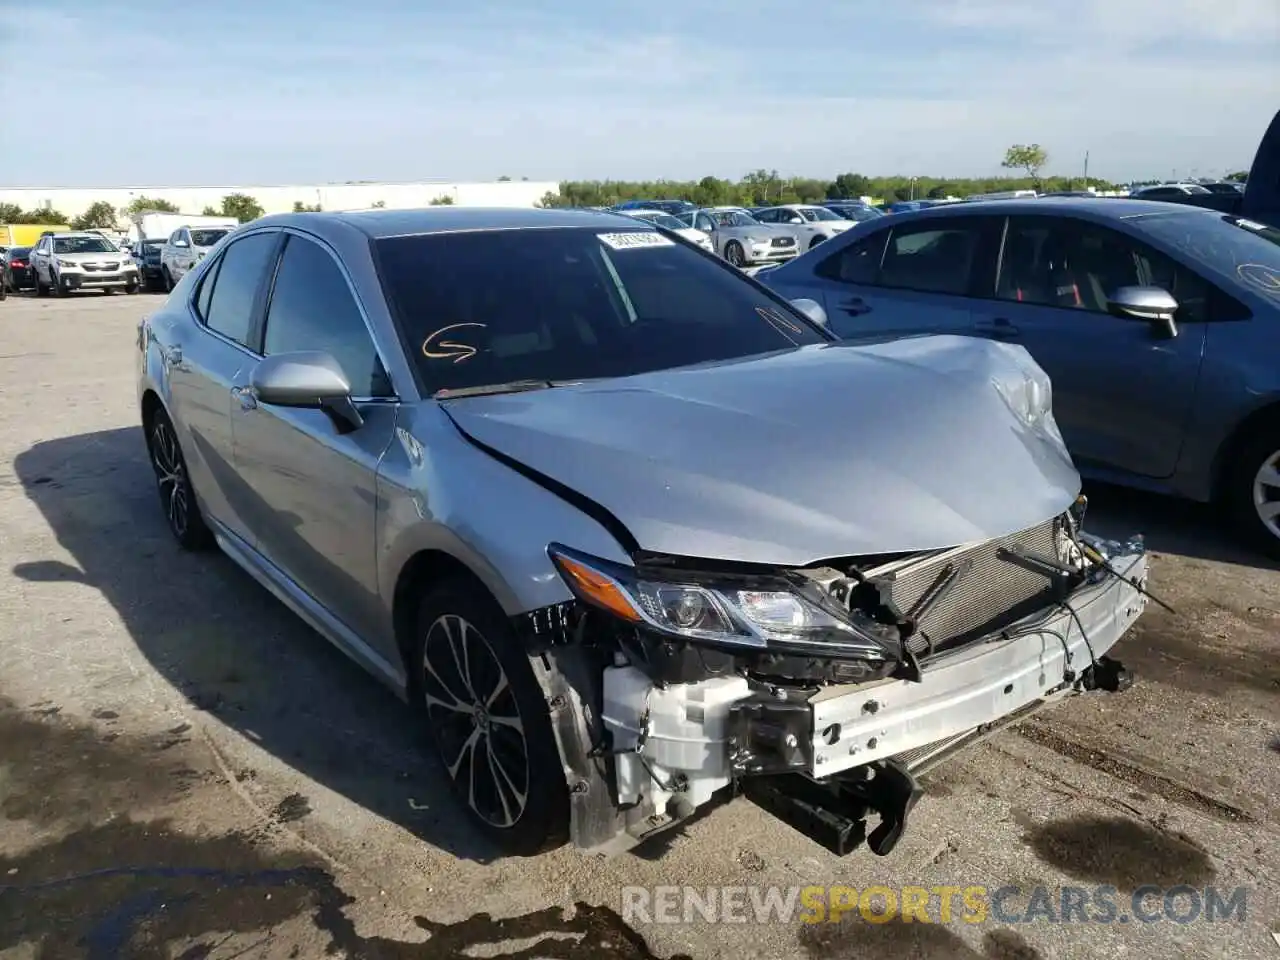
[[1, 0, 1277, 187]]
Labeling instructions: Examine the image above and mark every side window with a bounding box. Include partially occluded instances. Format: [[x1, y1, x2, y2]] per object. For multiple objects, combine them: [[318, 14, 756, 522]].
[[754, 210, 775, 223], [815, 229, 888, 284], [997, 217, 1141, 313], [201, 231, 278, 347], [168, 230, 180, 245], [261, 235, 393, 397], [194, 254, 221, 321], [877, 219, 985, 295], [695, 213, 716, 232]]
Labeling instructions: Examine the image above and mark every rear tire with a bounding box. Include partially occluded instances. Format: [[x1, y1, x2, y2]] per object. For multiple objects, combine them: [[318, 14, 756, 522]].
[[409, 579, 569, 856], [1224, 425, 1280, 560], [146, 407, 213, 551]]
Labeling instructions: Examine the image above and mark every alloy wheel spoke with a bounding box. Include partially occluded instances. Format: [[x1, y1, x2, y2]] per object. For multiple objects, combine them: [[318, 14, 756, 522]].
[[447, 726, 481, 780]]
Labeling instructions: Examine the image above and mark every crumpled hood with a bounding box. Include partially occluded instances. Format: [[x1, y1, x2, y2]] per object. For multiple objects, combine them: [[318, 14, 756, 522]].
[[443, 335, 1081, 566]]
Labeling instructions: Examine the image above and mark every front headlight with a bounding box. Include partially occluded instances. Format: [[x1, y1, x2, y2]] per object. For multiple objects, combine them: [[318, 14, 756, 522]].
[[56, 258, 74, 268], [547, 544, 892, 660]]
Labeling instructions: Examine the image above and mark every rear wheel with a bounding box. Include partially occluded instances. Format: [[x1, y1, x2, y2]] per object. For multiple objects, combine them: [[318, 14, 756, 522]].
[[146, 407, 213, 550], [410, 580, 569, 856]]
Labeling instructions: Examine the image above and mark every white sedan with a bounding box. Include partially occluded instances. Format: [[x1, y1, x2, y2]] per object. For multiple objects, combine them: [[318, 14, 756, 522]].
[[621, 209, 716, 253], [753, 204, 856, 252]]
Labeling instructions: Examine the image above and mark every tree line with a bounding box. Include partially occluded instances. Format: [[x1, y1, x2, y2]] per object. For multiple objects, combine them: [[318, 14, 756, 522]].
[[0, 141, 1249, 229]]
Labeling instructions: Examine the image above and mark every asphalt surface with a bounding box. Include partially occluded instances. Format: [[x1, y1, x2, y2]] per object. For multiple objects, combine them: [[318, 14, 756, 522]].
[[0, 290, 1277, 960]]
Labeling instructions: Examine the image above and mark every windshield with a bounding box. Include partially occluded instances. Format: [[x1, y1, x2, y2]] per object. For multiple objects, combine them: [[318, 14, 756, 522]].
[[140, 239, 165, 249], [837, 206, 884, 222], [374, 226, 827, 394], [190, 229, 230, 247], [1137, 213, 1280, 303], [799, 207, 841, 222], [52, 236, 116, 254], [709, 210, 758, 228]]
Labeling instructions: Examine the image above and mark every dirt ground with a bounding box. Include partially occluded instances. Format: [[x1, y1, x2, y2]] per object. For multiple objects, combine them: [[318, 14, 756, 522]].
[[0, 290, 1276, 960]]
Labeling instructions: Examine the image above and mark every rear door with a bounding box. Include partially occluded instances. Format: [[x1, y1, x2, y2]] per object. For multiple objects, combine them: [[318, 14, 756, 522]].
[[967, 214, 1211, 479], [164, 229, 281, 543], [230, 230, 399, 646], [802, 215, 1001, 338]]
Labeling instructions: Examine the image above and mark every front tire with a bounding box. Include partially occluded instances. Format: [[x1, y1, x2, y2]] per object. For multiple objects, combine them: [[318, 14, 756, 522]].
[[410, 580, 569, 856], [1225, 426, 1280, 560], [163, 267, 174, 292], [147, 408, 213, 550], [724, 241, 746, 268], [34, 269, 47, 297]]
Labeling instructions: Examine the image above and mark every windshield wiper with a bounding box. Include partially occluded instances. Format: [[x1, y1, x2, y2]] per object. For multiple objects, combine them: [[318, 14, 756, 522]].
[[433, 379, 559, 400]]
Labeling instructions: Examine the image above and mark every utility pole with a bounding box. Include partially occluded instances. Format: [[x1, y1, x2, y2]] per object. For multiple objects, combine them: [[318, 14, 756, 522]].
[[1083, 151, 1089, 188]]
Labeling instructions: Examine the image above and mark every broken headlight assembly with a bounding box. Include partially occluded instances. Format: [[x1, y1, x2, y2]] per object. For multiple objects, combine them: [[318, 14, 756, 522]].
[[547, 543, 894, 662]]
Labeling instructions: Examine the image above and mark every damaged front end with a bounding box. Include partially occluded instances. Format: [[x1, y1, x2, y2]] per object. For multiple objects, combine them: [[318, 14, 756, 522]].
[[519, 496, 1149, 858]]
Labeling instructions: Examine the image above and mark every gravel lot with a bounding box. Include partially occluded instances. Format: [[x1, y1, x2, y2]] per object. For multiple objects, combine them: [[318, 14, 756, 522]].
[[1, 291, 1277, 959]]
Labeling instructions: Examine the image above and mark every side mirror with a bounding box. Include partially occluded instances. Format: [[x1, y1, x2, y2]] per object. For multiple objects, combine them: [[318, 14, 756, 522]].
[[250, 351, 364, 433], [790, 298, 828, 328], [1106, 285, 1179, 338]]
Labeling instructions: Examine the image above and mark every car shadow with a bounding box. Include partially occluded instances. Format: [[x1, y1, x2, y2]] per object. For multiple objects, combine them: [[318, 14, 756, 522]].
[[12, 426, 498, 864], [1079, 480, 1279, 571]]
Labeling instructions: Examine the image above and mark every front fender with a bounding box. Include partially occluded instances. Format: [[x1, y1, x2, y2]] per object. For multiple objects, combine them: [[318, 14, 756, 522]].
[[378, 406, 635, 618]]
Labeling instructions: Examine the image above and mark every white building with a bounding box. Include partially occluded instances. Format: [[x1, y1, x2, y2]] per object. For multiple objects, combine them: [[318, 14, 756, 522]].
[[0, 180, 560, 221]]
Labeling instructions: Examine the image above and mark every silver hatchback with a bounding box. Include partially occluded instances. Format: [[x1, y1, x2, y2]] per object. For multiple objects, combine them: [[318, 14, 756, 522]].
[[137, 207, 1148, 859]]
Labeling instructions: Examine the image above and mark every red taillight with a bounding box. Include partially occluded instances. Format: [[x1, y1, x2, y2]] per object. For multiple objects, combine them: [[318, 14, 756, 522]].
[[9, 260, 24, 268]]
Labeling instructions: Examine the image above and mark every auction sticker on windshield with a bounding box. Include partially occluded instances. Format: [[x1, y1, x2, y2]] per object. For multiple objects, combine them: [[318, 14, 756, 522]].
[[597, 232, 674, 250]]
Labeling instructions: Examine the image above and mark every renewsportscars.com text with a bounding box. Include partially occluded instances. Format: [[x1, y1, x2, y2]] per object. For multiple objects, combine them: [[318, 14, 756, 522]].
[[620, 884, 1248, 926]]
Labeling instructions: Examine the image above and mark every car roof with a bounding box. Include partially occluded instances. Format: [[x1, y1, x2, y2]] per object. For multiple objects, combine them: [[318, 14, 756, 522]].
[[50, 232, 112, 239], [881, 196, 1213, 223], [247, 206, 646, 241]]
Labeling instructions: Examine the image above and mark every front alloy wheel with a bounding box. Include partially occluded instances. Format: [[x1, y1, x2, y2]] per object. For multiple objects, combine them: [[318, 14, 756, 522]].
[[724, 241, 746, 267], [413, 581, 569, 855], [423, 614, 529, 829], [148, 410, 212, 550]]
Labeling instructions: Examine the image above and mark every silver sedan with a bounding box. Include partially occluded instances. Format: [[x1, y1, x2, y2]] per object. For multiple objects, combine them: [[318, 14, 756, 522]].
[[137, 207, 1147, 860]]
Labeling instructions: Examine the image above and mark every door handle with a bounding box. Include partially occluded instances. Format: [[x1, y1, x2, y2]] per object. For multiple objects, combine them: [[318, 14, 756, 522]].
[[231, 385, 258, 411], [839, 297, 872, 316], [974, 318, 1020, 339]]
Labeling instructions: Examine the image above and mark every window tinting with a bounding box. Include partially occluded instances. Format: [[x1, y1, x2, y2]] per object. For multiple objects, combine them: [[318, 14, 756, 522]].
[[201, 231, 277, 347], [878, 221, 982, 295], [815, 230, 887, 284], [262, 235, 392, 397], [374, 227, 826, 395]]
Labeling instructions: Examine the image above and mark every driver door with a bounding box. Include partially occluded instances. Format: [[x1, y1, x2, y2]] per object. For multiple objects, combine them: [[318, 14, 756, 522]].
[[230, 230, 399, 646], [967, 215, 1208, 479]]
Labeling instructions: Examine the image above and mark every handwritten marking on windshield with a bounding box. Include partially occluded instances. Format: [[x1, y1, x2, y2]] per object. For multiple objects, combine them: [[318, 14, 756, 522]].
[[422, 323, 486, 363], [756, 306, 805, 339]]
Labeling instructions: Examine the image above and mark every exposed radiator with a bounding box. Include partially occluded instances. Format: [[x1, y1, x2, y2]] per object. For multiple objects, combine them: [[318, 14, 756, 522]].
[[863, 518, 1062, 656]]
